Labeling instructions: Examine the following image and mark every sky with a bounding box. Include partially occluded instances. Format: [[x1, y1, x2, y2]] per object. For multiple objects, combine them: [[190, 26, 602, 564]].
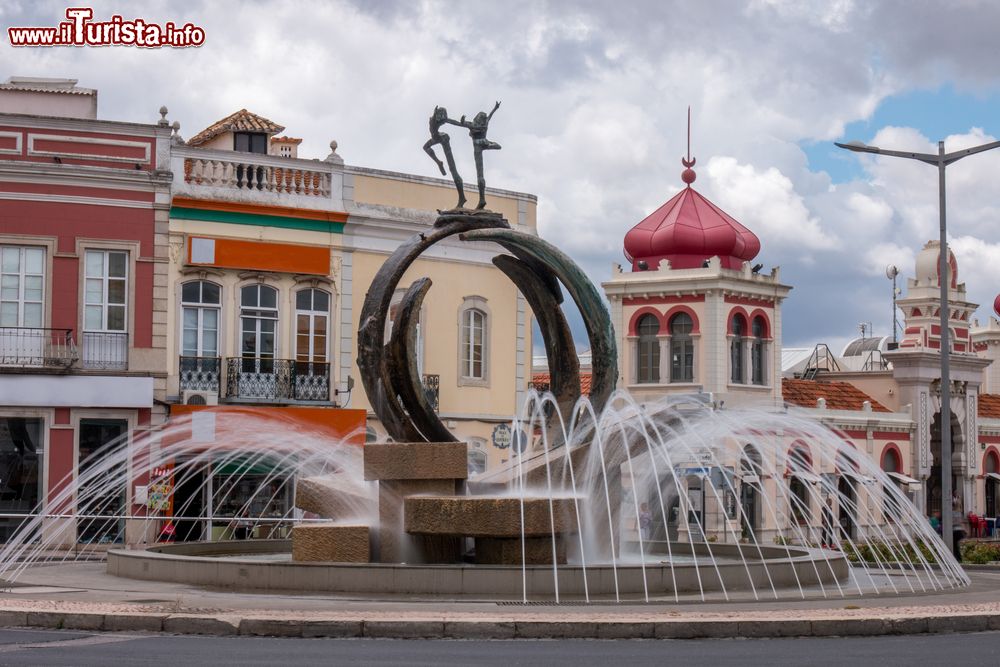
[[3, 0, 1000, 355]]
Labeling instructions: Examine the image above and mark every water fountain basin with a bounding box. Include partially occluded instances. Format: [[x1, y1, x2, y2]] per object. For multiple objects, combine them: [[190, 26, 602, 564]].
[[106, 539, 848, 599]]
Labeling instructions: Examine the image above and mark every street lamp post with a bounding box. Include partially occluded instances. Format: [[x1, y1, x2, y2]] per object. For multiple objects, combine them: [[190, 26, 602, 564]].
[[836, 136, 1000, 554]]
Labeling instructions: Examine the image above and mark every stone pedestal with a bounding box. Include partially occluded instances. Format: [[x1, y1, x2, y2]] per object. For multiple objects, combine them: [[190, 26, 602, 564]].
[[291, 524, 370, 563], [476, 536, 567, 565], [364, 442, 467, 564]]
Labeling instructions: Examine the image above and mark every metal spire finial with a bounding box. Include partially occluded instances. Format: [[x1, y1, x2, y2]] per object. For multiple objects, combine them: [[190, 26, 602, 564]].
[[681, 105, 696, 186]]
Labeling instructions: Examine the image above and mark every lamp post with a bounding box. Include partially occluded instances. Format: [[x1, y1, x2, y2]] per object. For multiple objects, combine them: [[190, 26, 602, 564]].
[[836, 136, 1000, 554]]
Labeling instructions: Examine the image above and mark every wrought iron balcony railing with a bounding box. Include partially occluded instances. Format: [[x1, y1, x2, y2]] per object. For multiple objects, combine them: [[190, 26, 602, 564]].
[[224, 357, 330, 402], [179, 356, 221, 393], [0, 327, 77, 368], [81, 332, 129, 370], [422, 374, 440, 413]]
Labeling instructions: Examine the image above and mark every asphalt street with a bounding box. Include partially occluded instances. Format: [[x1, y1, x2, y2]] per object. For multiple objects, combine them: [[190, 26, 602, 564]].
[[0, 628, 998, 666]]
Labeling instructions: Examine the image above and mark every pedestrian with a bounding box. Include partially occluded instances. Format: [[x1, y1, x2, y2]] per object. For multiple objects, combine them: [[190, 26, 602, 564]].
[[639, 502, 653, 541]]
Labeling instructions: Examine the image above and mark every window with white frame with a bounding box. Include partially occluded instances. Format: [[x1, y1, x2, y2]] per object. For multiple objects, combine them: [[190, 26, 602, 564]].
[[0, 246, 44, 328], [83, 250, 128, 331], [181, 281, 221, 358], [461, 307, 487, 380], [240, 284, 277, 361], [84, 250, 128, 332], [295, 288, 330, 364]]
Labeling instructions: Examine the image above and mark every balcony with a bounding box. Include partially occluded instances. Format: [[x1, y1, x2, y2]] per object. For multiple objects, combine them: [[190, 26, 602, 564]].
[[422, 374, 440, 413], [224, 358, 330, 403], [172, 146, 339, 210], [81, 332, 128, 370], [0, 327, 77, 369], [179, 356, 221, 393]]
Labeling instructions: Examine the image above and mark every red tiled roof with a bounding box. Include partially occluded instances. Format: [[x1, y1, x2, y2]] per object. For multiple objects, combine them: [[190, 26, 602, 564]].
[[782, 379, 890, 412], [980, 394, 1000, 419], [531, 372, 592, 396], [188, 109, 285, 146], [271, 136, 302, 144]]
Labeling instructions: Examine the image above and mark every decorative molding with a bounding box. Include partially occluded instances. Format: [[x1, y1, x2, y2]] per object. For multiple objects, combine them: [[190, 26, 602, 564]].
[[27, 133, 151, 164]]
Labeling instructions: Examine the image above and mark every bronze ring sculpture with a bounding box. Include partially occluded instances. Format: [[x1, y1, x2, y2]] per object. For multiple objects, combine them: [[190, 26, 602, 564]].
[[357, 215, 618, 443]]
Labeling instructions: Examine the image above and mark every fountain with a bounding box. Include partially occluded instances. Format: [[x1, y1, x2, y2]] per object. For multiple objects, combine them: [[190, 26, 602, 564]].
[[0, 103, 969, 604]]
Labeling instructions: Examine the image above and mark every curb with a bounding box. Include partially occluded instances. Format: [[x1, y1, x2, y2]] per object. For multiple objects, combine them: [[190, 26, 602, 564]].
[[2, 609, 1000, 639]]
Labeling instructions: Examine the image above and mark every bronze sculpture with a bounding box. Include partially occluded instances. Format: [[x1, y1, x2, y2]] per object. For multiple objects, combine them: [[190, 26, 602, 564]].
[[361, 103, 618, 444], [422, 106, 466, 209], [422, 101, 502, 211]]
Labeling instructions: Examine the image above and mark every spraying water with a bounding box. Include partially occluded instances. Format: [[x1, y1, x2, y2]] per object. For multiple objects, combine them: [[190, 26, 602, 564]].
[[0, 390, 968, 602]]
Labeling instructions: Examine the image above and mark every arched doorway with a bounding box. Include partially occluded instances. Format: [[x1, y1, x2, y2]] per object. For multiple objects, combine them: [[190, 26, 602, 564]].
[[835, 449, 857, 540], [740, 445, 762, 540], [927, 410, 963, 517], [985, 450, 1000, 519]]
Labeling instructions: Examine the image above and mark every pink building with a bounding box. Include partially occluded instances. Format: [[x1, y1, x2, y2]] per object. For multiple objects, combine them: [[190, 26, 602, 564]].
[[0, 77, 171, 544]]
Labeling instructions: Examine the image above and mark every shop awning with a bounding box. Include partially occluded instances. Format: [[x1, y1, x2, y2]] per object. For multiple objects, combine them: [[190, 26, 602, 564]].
[[791, 471, 824, 485], [986, 472, 1000, 482], [740, 473, 761, 484], [214, 455, 288, 476], [887, 472, 922, 489]]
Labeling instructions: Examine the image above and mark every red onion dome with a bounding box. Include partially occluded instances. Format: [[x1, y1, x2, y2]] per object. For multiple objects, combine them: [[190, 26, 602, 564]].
[[623, 175, 760, 271]]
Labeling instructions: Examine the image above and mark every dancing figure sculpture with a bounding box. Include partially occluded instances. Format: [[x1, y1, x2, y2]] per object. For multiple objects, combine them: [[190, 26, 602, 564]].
[[423, 101, 502, 211], [423, 106, 466, 209], [455, 101, 501, 209]]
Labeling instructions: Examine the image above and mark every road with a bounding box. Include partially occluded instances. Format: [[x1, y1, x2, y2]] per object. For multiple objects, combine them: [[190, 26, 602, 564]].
[[0, 628, 998, 666]]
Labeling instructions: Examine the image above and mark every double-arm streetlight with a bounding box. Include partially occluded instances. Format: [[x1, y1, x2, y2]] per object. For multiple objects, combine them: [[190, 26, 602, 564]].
[[836, 135, 1000, 554]]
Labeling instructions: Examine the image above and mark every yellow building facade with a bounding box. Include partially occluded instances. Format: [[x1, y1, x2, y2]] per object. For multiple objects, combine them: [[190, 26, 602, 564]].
[[165, 110, 535, 475]]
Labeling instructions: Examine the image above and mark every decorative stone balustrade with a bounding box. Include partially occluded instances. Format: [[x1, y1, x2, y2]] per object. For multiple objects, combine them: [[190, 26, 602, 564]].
[[172, 146, 342, 210]]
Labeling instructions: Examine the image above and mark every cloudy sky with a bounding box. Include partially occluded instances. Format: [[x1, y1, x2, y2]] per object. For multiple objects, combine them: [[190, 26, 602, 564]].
[[3, 0, 1000, 353]]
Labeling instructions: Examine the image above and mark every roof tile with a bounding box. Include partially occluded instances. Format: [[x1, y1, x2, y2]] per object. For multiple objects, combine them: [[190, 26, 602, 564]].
[[187, 109, 285, 146], [782, 379, 891, 413]]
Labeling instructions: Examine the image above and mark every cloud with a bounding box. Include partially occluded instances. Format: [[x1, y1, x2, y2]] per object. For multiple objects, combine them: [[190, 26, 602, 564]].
[[2, 0, 1000, 349], [704, 157, 837, 253]]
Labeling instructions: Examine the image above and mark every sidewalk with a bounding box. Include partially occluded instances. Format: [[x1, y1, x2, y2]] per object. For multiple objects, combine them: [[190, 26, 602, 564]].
[[0, 562, 999, 639]]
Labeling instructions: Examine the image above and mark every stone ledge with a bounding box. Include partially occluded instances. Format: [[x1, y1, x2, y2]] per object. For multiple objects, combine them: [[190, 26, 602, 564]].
[[363, 442, 468, 481]]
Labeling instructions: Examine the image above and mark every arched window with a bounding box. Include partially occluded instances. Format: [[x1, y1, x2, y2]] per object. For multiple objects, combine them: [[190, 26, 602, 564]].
[[240, 284, 277, 365], [181, 280, 220, 358], [461, 307, 487, 381], [180, 280, 222, 392], [881, 447, 900, 473], [636, 313, 660, 384], [788, 445, 811, 524], [751, 316, 766, 386], [730, 314, 746, 384], [669, 312, 694, 383], [295, 288, 330, 364]]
